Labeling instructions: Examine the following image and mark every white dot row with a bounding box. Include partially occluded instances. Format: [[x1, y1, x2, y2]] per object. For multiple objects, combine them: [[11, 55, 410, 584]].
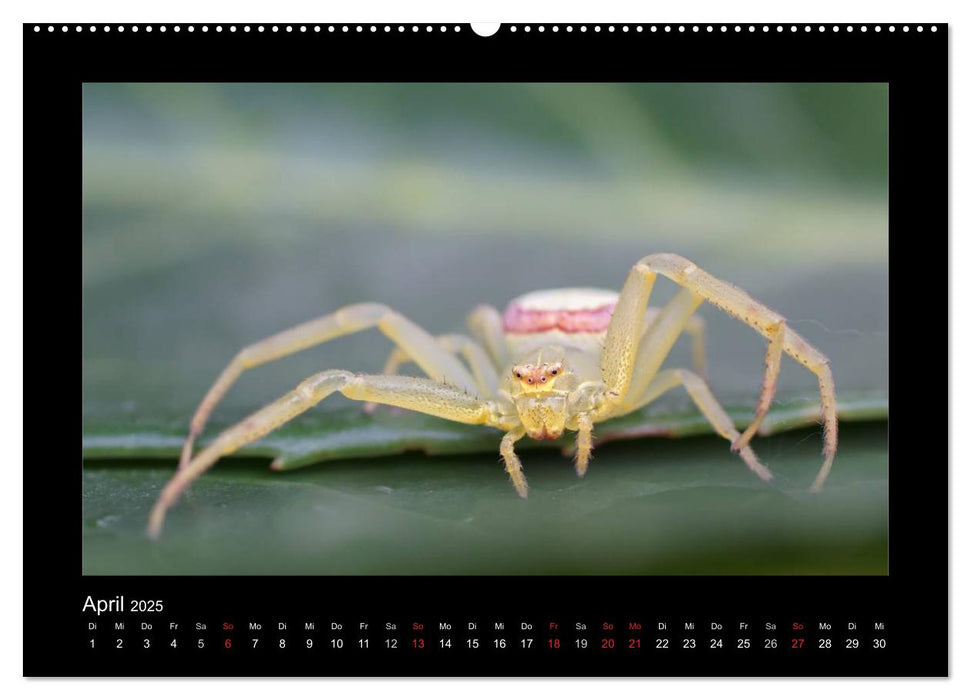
[[32, 24, 940, 34], [510, 24, 938, 33], [34, 25, 464, 33]]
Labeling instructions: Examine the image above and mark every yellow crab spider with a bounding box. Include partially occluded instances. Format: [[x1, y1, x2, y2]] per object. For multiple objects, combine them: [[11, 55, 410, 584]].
[[147, 253, 837, 538]]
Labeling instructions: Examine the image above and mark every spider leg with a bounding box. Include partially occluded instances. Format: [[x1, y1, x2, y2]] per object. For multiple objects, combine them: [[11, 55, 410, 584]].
[[610, 288, 705, 415], [150, 371, 502, 538], [567, 295, 704, 466], [684, 314, 708, 379], [613, 253, 837, 491], [178, 303, 478, 472], [733, 322, 785, 452], [467, 304, 511, 369], [574, 413, 594, 477], [500, 427, 528, 498], [643, 307, 707, 379], [444, 335, 500, 396], [366, 334, 499, 414], [635, 369, 773, 483]]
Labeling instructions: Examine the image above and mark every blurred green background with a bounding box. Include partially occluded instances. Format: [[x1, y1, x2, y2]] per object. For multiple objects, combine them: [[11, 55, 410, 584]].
[[82, 83, 888, 575]]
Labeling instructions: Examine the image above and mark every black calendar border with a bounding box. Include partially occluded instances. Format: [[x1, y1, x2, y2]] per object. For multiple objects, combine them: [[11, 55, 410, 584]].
[[24, 22, 947, 677]]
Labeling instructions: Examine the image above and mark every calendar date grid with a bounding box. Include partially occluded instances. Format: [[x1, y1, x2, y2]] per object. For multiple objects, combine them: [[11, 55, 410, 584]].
[[84, 616, 889, 657]]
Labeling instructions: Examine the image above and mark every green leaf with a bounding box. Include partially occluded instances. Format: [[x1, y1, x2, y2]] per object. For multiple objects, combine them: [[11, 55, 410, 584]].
[[82, 391, 886, 470], [82, 419, 887, 576]]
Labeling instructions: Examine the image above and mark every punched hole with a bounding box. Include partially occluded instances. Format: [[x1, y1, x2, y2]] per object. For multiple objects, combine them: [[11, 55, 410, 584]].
[[471, 23, 500, 37]]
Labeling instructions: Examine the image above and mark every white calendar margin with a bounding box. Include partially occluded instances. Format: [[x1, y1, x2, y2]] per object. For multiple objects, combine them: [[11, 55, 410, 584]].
[[3, 0, 966, 697]]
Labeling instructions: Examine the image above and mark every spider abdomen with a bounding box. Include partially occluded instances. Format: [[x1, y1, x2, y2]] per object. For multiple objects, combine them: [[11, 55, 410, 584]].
[[502, 288, 618, 359]]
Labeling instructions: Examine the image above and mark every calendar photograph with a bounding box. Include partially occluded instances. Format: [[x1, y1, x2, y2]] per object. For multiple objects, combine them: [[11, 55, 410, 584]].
[[81, 82, 889, 576]]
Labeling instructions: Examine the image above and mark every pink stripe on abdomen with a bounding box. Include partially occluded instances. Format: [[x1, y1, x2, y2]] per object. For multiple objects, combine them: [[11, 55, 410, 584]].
[[502, 302, 616, 334]]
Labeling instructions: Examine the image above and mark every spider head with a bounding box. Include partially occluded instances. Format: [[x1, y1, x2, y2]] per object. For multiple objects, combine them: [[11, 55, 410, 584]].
[[516, 393, 568, 440], [511, 361, 564, 394]]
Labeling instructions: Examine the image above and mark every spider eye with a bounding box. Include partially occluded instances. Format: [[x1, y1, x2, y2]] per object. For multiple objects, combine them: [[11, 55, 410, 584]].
[[515, 372, 522, 378], [527, 378, 533, 384], [550, 369, 558, 375], [540, 377, 547, 382]]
